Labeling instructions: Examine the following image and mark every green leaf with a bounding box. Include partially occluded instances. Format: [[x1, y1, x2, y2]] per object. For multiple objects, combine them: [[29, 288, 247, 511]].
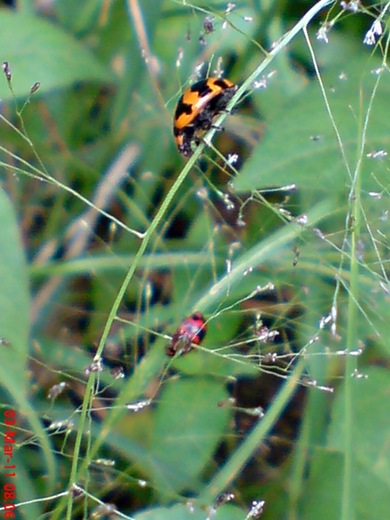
[[0, 188, 30, 392], [327, 367, 390, 486], [133, 503, 245, 520], [0, 188, 56, 508], [302, 367, 390, 519], [302, 449, 343, 520], [302, 448, 390, 520], [149, 378, 230, 494], [234, 56, 390, 197], [0, 10, 109, 99]]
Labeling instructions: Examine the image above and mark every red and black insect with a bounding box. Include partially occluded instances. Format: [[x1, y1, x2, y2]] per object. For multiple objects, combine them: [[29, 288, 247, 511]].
[[173, 77, 238, 158], [167, 312, 207, 356]]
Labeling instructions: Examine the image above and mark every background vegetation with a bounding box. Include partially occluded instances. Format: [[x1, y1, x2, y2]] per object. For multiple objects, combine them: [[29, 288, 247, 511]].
[[0, 1, 389, 519]]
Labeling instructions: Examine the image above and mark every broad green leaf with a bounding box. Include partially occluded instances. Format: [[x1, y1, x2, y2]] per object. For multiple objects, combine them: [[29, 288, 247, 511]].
[[327, 367, 390, 486], [0, 188, 30, 392], [0, 10, 109, 99], [304, 367, 390, 519], [134, 503, 245, 520], [234, 57, 390, 196], [302, 449, 390, 520], [0, 188, 56, 510], [301, 450, 343, 520], [149, 378, 230, 494]]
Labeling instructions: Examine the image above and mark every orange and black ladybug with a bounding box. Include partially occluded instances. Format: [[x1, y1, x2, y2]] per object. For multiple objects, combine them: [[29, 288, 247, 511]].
[[173, 77, 238, 158], [167, 312, 207, 356]]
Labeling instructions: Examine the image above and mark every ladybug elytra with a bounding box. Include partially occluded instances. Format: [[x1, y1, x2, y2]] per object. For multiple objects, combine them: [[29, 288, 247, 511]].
[[173, 77, 238, 158], [167, 312, 207, 356]]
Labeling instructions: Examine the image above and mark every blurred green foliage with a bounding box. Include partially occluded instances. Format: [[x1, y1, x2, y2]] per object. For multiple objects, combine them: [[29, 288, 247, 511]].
[[0, 1, 389, 519]]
